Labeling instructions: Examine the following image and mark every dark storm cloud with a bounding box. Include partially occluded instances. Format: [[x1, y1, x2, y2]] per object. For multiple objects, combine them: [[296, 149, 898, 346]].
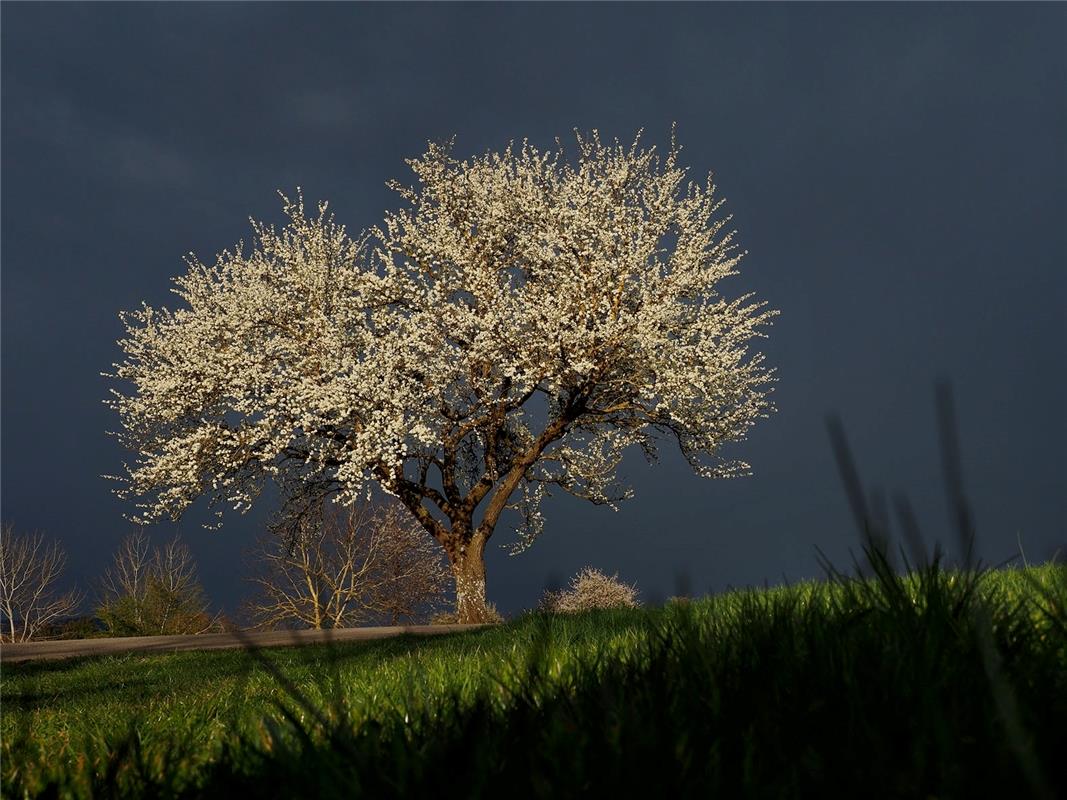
[[2, 3, 1064, 616]]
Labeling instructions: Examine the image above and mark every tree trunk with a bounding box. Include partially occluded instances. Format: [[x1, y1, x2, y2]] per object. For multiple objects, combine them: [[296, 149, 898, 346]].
[[448, 537, 491, 624]]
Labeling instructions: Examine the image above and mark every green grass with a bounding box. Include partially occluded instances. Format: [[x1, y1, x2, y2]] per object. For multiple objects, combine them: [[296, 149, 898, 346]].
[[3, 557, 1065, 799]]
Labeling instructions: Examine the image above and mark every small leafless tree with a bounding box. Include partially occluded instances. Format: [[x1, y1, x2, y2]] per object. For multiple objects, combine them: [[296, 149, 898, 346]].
[[245, 499, 451, 630], [98, 529, 152, 632], [367, 504, 455, 625], [0, 525, 84, 643], [97, 531, 222, 636]]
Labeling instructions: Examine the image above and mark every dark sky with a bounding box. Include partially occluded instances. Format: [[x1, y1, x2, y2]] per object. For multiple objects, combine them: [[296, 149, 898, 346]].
[[3, 3, 1064, 619]]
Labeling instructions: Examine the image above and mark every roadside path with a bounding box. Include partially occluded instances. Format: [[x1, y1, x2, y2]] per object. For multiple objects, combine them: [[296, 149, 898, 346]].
[[0, 624, 490, 664]]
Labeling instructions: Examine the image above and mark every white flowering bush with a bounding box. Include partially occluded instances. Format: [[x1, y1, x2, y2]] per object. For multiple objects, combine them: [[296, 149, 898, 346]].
[[107, 127, 778, 623], [539, 567, 640, 613]]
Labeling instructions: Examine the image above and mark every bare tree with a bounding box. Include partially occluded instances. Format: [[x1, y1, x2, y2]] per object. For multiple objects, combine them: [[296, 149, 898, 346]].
[[98, 529, 152, 632], [364, 504, 453, 625], [245, 498, 450, 630], [0, 525, 84, 643], [97, 531, 221, 635]]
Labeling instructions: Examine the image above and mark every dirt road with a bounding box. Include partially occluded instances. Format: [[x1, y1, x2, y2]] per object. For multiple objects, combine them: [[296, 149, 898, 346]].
[[0, 624, 490, 664]]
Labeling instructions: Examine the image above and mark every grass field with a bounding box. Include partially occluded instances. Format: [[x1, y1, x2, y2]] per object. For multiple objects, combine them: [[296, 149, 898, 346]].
[[2, 554, 1065, 799]]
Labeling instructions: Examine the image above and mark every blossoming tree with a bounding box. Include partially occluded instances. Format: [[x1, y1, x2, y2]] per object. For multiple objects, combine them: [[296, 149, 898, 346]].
[[107, 128, 778, 623]]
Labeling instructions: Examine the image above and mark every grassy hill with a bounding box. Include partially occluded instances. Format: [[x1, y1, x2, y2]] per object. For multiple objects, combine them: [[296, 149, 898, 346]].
[[3, 558, 1065, 798]]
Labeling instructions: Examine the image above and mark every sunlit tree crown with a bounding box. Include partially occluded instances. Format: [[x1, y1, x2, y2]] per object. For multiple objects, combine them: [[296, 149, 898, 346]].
[[107, 127, 778, 554]]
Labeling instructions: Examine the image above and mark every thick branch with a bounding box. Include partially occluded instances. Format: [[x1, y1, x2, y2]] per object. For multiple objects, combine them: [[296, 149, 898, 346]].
[[376, 464, 449, 543], [474, 409, 577, 541]]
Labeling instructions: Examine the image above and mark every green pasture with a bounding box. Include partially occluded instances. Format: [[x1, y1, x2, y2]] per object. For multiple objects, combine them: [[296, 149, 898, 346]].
[[2, 560, 1065, 798]]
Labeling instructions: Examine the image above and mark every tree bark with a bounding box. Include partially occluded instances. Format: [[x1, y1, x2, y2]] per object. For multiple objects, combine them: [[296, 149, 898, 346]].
[[447, 535, 491, 623]]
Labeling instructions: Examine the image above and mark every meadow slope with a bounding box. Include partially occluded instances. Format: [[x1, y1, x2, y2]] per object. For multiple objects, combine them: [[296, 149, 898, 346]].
[[2, 560, 1065, 798]]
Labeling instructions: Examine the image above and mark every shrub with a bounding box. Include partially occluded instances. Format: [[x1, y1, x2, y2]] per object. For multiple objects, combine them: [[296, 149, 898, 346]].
[[37, 614, 107, 640], [539, 567, 639, 613]]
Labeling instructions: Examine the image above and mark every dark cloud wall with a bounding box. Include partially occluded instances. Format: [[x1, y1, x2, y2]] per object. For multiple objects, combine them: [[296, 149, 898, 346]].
[[3, 3, 1064, 617]]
